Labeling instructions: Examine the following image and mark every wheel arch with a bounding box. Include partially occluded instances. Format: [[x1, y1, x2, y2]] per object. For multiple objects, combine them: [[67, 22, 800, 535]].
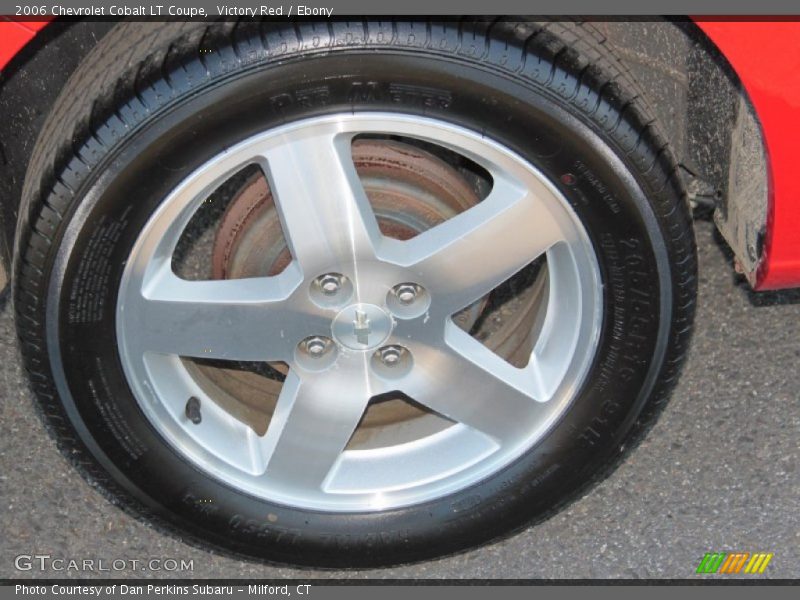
[[593, 19, 771, 288]]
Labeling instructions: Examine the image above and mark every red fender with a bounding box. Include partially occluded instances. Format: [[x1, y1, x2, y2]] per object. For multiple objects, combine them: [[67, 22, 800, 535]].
[[693, 20, 800, 290]]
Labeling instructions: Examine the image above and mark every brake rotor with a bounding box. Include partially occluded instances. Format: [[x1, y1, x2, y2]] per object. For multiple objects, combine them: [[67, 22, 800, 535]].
[[189, 139, 545, 441], [210, 139, 481, 280]]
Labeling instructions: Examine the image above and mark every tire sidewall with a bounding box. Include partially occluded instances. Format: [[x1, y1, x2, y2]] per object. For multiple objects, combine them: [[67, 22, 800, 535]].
[[44, 50, 671, 565]]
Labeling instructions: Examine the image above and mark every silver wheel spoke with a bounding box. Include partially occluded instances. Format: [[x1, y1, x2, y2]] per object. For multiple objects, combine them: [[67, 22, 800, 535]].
[[403, 174, 565, 315], [259, 130, 382, 273], [405, 324, 549, 444], [124, 267, 318, 361], [260, 369, 371, 490]]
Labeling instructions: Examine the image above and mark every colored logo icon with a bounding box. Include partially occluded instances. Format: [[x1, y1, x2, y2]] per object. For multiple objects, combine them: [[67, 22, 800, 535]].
[[696, 552, 773, 574]]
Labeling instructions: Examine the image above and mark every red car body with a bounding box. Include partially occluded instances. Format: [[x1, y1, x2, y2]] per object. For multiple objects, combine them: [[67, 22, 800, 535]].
[[696, 21, 800, 290], [1, 17, 798, 291], [0, 18, 48, 66]]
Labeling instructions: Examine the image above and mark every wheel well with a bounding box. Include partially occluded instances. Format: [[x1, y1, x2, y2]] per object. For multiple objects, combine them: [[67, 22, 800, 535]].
[[596, 19, 767, 281]]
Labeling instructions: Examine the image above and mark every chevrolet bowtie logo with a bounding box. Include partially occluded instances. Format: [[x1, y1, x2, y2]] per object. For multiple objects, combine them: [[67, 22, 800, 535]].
[[353, 309, 371, 345]]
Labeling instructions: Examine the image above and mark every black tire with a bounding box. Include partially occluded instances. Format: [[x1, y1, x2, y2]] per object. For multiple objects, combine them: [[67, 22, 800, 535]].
[[14, 20, 696, 567]]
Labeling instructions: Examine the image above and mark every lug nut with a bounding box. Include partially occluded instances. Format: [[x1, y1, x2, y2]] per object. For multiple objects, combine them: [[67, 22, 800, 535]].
[[303, 336, 330, 357], [394, 283, 421, 305], [317, 273, 342, 296], [378, 345, 404, 366]]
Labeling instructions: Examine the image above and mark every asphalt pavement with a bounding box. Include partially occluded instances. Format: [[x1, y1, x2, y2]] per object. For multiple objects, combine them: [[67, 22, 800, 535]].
[[1, 220, 798, 579]]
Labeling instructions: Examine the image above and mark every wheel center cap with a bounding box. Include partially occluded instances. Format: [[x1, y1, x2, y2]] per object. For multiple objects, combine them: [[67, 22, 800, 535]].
[[331, 303, 393, 351]]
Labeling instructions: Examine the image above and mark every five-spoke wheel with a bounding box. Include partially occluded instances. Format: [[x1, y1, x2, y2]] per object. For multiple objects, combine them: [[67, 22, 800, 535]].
[[117, 114, 602, 510]]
